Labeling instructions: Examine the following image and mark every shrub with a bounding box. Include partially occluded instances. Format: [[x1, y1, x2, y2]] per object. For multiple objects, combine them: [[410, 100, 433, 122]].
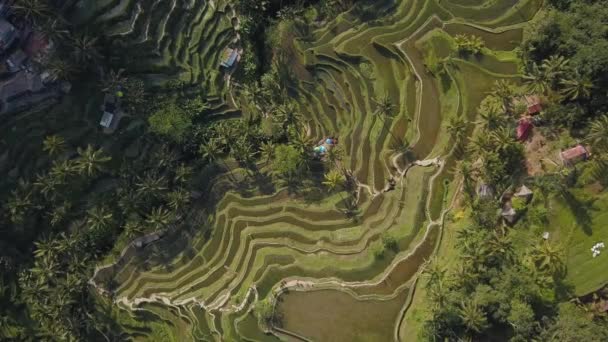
[[148, 103, 193, 142], [382, 234, 399, 252], [273, 145, 304, 177]]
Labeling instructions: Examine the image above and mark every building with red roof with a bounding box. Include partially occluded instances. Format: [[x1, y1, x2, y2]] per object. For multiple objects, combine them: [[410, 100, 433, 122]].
[[525, 95, 542, 115], [560, 145, 589, 167], [516, 118, 533, 141]]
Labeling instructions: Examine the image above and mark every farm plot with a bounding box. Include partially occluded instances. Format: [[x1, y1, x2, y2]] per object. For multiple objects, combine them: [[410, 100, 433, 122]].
[[87, 0, 538, 340]]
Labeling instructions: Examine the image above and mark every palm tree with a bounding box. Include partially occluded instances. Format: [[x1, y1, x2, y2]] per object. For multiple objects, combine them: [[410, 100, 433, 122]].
[[372, 94, 400, 144], [174, 163, 193, 185], [230, 138, 254, 166], [289, 129, 313, 157], [123, 218, 144, 239], [34, 18, 68, 42], [530, 241, 564, 276], [523, 63, 551, 95], [276, 102, 302, 130], [86, 206, 113, 232], [101, 69, 126, 92], [560, 69, 594, 101], [12, 0, 52, 24], [200, 138, 234, 179], [446, 116, 467, 141], [33, 236, 57, 260], [541, 55, 570, 85], [458, 300, 488, 333], [487, 232, 514, 264], [71, 34, 101, 64], [49, 201, 70, 227], [166, 188, 190, 212], [327, 146, 345, 171], [469, 133, 494, 157], [455, 160, 476, 198], [259, 141, 275, 165], [373, 94, 394, 119], [6, 189, 32, 224], [45, 57, 79, 81], [323, 169, 345, 192], [76, 145, 111, 177], [43, 135, 66, 157], [588, 115, 608, 152], [490, 127, 513, 152], [34, 173, 60, 200], [491, 79, 518, 112], [146, 207, 173, 232], [323, 169, 346, 206], [50, 160, 78, 182], [136, 173, 167, 199]]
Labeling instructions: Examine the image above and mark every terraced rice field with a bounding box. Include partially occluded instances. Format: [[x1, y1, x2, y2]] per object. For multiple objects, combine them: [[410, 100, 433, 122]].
[[87, 0, 541, 340]]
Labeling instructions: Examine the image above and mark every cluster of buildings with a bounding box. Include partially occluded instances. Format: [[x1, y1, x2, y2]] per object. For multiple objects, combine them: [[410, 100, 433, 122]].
[[515, 94, 591, 167], [0, 8, 68, 115]]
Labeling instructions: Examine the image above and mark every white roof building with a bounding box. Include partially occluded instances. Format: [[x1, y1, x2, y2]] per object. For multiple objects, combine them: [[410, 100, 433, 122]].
[[100, 111, 114, 128]]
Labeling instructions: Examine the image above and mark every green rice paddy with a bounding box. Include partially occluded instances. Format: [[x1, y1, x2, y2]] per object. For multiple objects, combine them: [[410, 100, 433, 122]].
[[79, 0, 543, 340]]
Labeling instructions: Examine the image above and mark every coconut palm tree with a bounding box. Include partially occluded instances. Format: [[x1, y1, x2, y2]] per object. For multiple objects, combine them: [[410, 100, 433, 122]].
[[530, 241, 564, 276], [373, 94, 394, 119], [446, 116, 467, 141], [276, 102, 302, 131], [560, 69, 594, 101], [323, 169, 347, 206], [34, 173, 60, 200], [588, 115, 608, 151], [458, 300, 488, 333], [455, 160, 476, 198], [469, 133, 494, 157], [75, 145, 111, 177], [45, 57, 79, 81], [50, 160, 78, 182], [323, 169, 345, 192], [289, 129, 313, 157], [174, 163, 193, 185], [259, 141, 275, 165], [70, 34, 101, 64], [541, 55, 570, 85], [455, 34, 484, 55], [166, 188, 190, 212], [86, 206, 113, 232], [146, 207, 173, 232], [42, 135, 66, 157], [523, 63, 551, 95], [33, 236, 57, 260], [372, 94, 400, 144], [200, 138, 235, 180], [327, 146, 345, 171], [136, 173, 168, 200], [101, 69, 126, 93], [491, 79, 518, 112], [123, 218, 144, 239], [12, 0, 52, 24], [49, 201, 71, 227], [6, 189, 33, 224], [230, 138, 254, 166], [490, 127, 514, 152]]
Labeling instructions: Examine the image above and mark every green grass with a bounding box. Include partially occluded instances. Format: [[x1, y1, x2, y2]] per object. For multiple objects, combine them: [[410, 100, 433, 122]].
[[547, 188, 608, 295]]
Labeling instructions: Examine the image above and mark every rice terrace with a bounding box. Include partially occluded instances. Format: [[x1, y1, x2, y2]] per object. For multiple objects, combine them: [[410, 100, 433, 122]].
[[2, 0, 608, 341]]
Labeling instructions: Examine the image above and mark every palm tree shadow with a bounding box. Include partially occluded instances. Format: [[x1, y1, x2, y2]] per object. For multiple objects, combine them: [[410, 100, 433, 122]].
[[562, 191, 595, 235], [252, 170, 276, 195]]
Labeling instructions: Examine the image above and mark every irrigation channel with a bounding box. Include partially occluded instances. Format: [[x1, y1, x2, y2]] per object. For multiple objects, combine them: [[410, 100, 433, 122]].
[[83, 0, 541, 340]]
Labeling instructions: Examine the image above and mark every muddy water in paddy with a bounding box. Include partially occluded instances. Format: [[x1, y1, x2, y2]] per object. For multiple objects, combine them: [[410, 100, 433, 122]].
[[278, 287, 409, 342]]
